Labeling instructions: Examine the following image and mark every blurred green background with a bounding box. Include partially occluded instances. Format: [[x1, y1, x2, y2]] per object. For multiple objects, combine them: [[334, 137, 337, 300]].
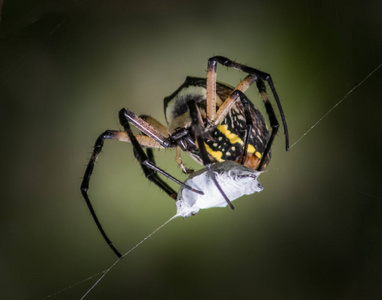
[[1, 0, 382, 299]]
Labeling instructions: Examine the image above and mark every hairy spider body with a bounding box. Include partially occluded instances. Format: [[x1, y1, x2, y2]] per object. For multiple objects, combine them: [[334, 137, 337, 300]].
[[80, 56, 289, 258], [164, 76, 270, 170]]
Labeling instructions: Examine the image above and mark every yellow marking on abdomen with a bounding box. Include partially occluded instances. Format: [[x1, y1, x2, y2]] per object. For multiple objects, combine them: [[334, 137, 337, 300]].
[[204, 143, 224, 162], [255, 151, 262, 159], [217, 124, 244, 145], [247, 144, 255, 154], [217, 124, 257, 155]]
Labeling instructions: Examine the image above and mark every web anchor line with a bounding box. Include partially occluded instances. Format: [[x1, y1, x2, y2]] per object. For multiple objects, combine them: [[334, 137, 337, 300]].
[[290, 63, 382, 149], [40, 215, 178, 300]]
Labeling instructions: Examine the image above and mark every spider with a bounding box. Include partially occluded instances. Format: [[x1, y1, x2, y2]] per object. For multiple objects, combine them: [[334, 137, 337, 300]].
[[80, 56, 289, 258]]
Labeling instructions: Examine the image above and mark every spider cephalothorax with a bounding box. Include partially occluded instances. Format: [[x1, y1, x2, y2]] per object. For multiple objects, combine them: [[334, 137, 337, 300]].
[[81, 56, 289, 258]]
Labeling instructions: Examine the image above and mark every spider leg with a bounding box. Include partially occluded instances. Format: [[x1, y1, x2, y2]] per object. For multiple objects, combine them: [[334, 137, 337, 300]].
[[119, 109, 204, 196], [187, 101, 234, 210], [135, 114, 166, 173], [139, 114, 169, 138], [212, 75, 256, 126], [80, 125, 201, 258], [256, 79, 279, 170], [207, 72, 257, 125], [122, 109, 172, 147], [206, 59, 217, 122], [80, 130, 136, 258], [175, 146, 194, 174], [137, 115, 193, 175], [207, 56, 289, 151]]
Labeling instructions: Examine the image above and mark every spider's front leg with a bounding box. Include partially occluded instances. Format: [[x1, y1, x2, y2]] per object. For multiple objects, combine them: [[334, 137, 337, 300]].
[[118, 109, 204, 196], [81, 129, 172, 258], [81, 130, 134, 258]]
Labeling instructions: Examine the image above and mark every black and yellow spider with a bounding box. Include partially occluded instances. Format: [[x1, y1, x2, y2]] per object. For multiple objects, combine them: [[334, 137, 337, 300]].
[[81, 56, 289, 258]]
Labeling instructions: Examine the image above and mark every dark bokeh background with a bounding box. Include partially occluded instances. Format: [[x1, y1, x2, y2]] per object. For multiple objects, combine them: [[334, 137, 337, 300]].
[[1, 0, 382, 299]]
